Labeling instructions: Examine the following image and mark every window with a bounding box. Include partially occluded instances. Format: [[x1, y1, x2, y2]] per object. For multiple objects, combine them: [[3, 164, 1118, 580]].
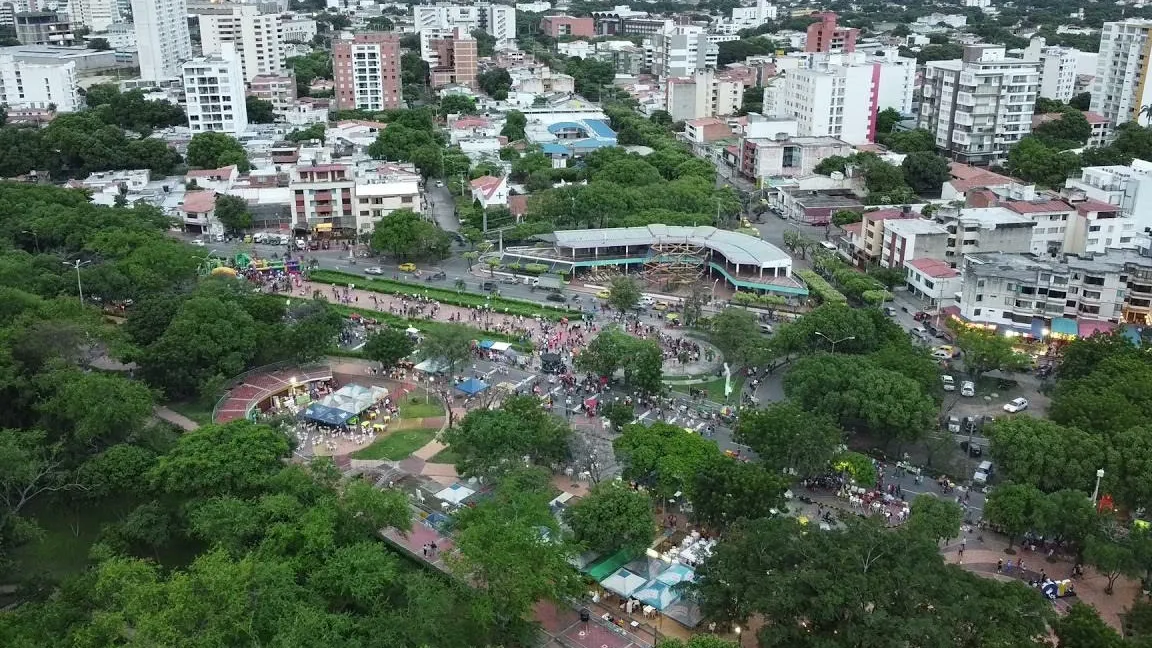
[[973, 308, 982, 316], [976, 294, 984, 302]]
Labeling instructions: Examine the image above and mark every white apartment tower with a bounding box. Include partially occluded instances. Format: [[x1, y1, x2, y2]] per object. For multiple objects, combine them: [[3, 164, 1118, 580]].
[[763, 60, 877, 145], [198, 5, 285, 82], [132, 0, 193, 80], [0, 54, 78, 111], [182, 43, 248, 134], [1024, 38, 1078, 102], [917, 45, 1040, 165], [1092, 19, 1152, 127], [647, 24, 717, 77], [412, 3, 516, 42], [70, 0, 120, 32]]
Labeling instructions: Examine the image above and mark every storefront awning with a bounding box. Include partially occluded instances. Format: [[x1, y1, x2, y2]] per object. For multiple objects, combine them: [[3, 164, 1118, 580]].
[[314, 223, 333, 232], [1051, 318, 1078, 338], [1078, 320, 1115, 338], [1030, 318, 1047, 338]]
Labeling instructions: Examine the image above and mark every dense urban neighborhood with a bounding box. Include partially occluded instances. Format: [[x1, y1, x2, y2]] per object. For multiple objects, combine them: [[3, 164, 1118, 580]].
[[4, 0, 1152, 646]]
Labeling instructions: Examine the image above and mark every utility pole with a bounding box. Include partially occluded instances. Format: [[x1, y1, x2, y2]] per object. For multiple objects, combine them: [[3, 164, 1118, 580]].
[[63, 259, 91, 306]]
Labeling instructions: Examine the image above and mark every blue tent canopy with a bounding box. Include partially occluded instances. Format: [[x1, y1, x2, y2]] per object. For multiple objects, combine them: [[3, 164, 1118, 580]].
[[478, 340, 496, 349], [300, 403, 357, 426], [455, 378, 489, 396]]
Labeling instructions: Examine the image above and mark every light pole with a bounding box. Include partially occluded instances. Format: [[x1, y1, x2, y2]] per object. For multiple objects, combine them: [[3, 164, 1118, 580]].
[[22, 229, 39, 253], [63, 259, 91, 305], [814, 331, 855, 353], [1091, 468, 1105, 507], [735, 626, 742, 647]]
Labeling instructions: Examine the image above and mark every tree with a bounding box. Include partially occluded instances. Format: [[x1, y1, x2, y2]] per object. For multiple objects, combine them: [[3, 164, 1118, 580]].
[[186, 132, 250, 172], [901, 151, 951, 194], [831, 209, 862, 228], [983, 482, 1046, 550], [362, 328, 416, 369], [563, 480, 654, 555], [691, 456, 788, 532], [735, 401, 842, 478], [369, 208, 450, 261], [905, 494, 963, 544], [650, 110, 673, 127], [477, 68, 512, 100], [951, 324, 1031, 380], [441, 395, 572, 478], [1053, 602, 1125, 648], [500, 110, 526, 141], [1034, 110, 1093, 147], [657, 637, 739, 648], [575, 327, 632, 378], [149, 420, 290, 498], [470, 28, 496, 57], [366, 15, 394, 31], [1006, 136, 1081, 188], [876, 107, 902, 134], [1070, 92, 1092, 111], [613, 422, 721, 498], [709, 307, 764, 367], [451, 477, 581, 632], [1038, 489, 1099, 548], [245, 96, 277, 124], [881, 128, 935, 153], [624, 337, 664, 395], [601, 400, 635, 431], [1085, 533, 1139, 595], [607, 275, 641, 312], [440, 94, 477, 116], [36, 369, 154, 450], [716, 36, 775, 65], [988, 416, 1107, 494], [286, 123, 326, 142], [212, 194, 253, 234]]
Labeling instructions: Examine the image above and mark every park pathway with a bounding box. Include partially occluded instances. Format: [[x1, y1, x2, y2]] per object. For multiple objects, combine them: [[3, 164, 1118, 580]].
[[153, 406, 200, 431]]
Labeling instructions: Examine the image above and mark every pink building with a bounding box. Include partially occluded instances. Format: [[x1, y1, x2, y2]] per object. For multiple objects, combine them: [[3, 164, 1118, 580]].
[[805, 12, 857, 53], [540, 15, 595, 38], [430, 30, 477, 88], [333, 32, 402, 111]]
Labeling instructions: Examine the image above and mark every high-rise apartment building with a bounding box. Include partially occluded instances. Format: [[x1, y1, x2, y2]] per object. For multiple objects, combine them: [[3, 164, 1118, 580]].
[[70, 0, 120, 32], [665, 69, 743, 121], [0, 53, 78, 111], [763, 59, 877, 144], [15, 11, 75, 45], [428, 28, 477, 88], [198, 5, 285, 82], [332, 32, 402, 111], [805, 12, 857, 54], [1092, 19, 1152, 127], [182, 42, 248, 134], [412, 3, 516, 42], [918, 45, 1040, 165], [646, 24, 717, 77], [133, 0, 193, 80], [1023, 38, 1078, 102]]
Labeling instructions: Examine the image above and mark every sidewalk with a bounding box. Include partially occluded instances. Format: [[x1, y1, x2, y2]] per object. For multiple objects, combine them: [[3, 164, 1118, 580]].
[[153, 406, 200, 431]]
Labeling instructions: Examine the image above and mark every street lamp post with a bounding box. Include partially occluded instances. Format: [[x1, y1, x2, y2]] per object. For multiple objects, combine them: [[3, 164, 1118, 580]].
[[22, 229, 39, 253], [63, 260, 91, 306], [1091, 468, 1105, 507], [814, 331, 855, 353]]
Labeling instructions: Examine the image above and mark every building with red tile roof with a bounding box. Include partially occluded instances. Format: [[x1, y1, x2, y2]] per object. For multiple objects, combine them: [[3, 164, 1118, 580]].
[[470, 175, 509, 208]]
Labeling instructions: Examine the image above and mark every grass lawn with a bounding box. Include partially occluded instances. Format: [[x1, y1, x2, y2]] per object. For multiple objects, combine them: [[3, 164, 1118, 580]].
[[351, 427, 438, 461], [10, 496, 136, 580], [667, 374, 745, 403], [399, 399, 445, 419], [429, 445, 462, 466], [165, 398, 215, 426]]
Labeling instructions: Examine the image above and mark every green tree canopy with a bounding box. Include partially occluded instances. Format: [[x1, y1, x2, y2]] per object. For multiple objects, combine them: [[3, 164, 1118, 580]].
[[369, 208, 451, 261], [186, 132, 251, 172], [563, 480, 655, 555]]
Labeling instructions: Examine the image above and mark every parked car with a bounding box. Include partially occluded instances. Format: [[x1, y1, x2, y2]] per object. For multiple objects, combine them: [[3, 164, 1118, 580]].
[[946, 415, 961, 433], [308, 240, 320, 250], [365, 267, 384, 275], [1003, 397, 1029, 413], [192, 239, 206, 247], [941, 375, 956, 391], [546, 293, 566, 303], [911, 327, 929, 340], [481, 281, 496, 291], [500, 276, 518, 284], [884, 306, 897, 317], [961, 380, 975, 397], [931, 349, 952, 361], [959, 440, 983, 457]]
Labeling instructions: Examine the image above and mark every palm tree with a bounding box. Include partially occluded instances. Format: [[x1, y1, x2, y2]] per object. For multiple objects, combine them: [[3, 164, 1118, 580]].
[[1138, 105, 1152, 123]]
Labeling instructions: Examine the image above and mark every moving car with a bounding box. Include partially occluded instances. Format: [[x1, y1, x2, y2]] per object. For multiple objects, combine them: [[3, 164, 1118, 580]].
[[941, 375, 956, 391], [481, 281, 496, 291], [596, 290, 611, 299], [192, 239, 206, 247], [1003, 397, 1029, 413], [931, 349, 952, 361], [961, 381, 975, 397], [653, 301, 669, 311], [500, 276, 518, 284], [365, 267, 384, 275], [546, 293, 566, 303], [934, 345, 957, 357], [398, 263, 417, 272]]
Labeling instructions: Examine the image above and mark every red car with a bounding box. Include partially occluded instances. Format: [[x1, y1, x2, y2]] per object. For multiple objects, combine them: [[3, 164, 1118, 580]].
[[913, 311, 930, 321]]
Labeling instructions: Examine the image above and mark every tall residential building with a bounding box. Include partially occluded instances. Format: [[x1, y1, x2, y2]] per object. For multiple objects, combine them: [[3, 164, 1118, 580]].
[[412, 3, 516, 42], [429, 28, 477, 88], [763, 60, 877, 144], [0, 53, 78, 111], [332, 32, 402, 111], [918, 45, 1040, 165], [248, 73, 296, 118], [182, 43, 248, 134], [1093, 19, 1152, 127], [1023, 38, 1078, 102], [70, 0, 120, 32], [868, 49, 917, 115], [805, 12, 857, 54], [539, 14, 594, 38], [665, 69, 743, 121], [1064, 160, 1152, 253], [646, 24, 717, 77], [198, 5, 285, 82], [133, 0, 193, 80], [15, 11, 75, 45]]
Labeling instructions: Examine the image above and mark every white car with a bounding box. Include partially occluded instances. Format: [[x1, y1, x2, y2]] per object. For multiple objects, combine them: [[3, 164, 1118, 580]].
[[941, 375, 955, 391], [191, 239, 206, 246], [961, 381, 975, 397], [947, 416, 961, 433], [1003, 397, 1029, 413], [365, 267, 384, 275], [931, 349, 952, 361]]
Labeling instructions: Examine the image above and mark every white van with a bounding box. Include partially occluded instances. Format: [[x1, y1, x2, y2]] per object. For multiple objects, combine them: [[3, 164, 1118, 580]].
[[818, 241, 837, 252]]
